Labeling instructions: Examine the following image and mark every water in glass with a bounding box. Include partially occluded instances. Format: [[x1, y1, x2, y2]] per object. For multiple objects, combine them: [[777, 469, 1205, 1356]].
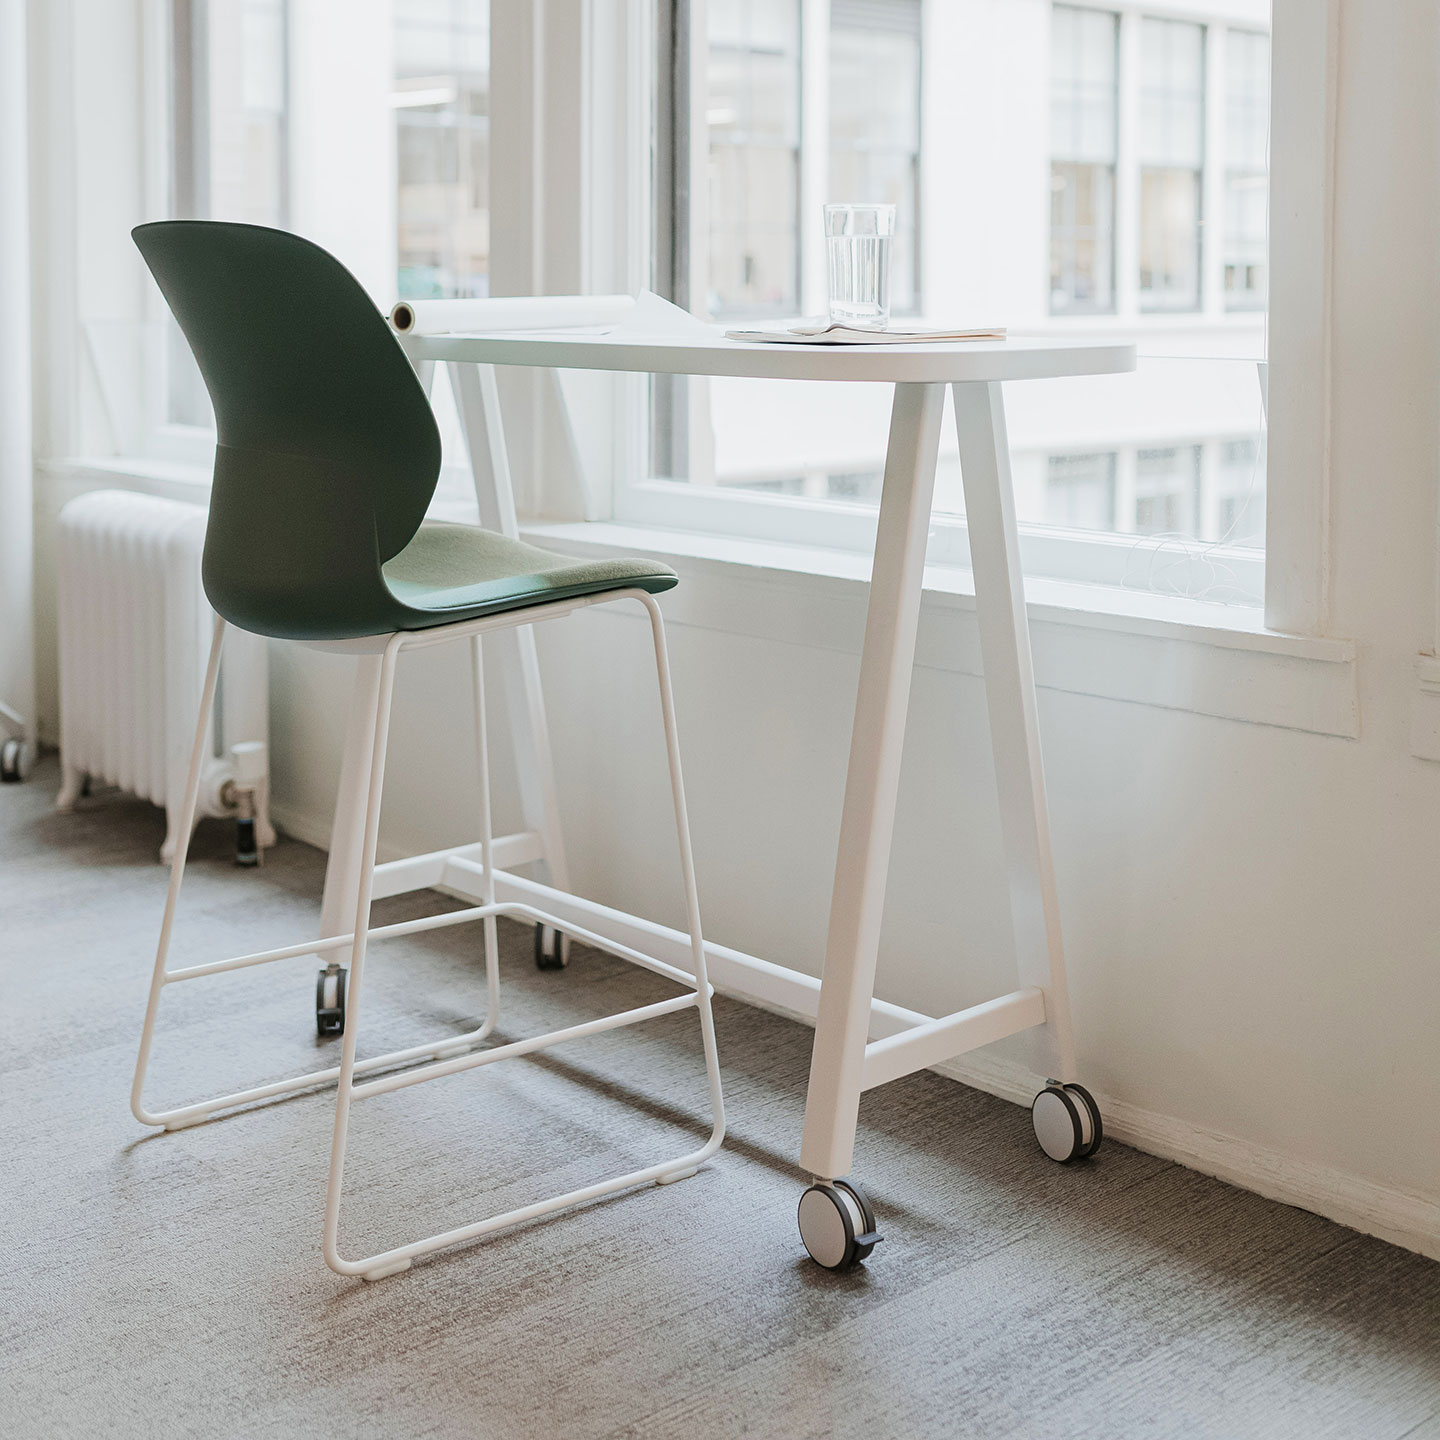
[[824, 204, 896, 328]]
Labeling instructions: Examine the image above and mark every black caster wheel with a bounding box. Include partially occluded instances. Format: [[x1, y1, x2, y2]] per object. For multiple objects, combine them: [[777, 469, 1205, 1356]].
[[534, 924, 570, 971], [1, 737, 31, 783], [235, 816, 259, 867], [316, 966, 347, 1037], [797, 1178, 882, 1271], [1032, 1082, 1103, 1162]]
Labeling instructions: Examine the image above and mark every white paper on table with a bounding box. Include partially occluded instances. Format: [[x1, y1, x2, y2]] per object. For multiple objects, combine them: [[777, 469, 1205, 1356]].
[[725, 320, 1007, 344]]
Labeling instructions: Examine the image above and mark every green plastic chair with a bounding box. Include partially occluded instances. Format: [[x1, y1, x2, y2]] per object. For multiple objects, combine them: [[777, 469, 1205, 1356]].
[[132, 220, 678, 642], [128, 220, 725, 1282]]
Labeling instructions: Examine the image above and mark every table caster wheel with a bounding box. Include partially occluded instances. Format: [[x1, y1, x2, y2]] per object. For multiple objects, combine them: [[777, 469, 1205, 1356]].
[[316, 965, 346, 1037], [534, 924, 570, 971], [1032, 1082, 1103, 1162], [798, 1178, 882, 1271], [1, 737, 31, 782]]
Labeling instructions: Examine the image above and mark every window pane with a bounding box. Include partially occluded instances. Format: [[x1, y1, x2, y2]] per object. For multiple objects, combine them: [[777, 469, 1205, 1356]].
[[1050, 6, 1117, 313], [394, 0, 489, 301], [1051, 5, 1118, 163], [167, 0, 288, 427], [1139, 167, 1201, 309], [707, 0, 801, 315], [828, 5, 922, 313], [1225, 30, 1270, 311], [1051, 161, 1115, 312], [1216, 436, 1266, 548], [1135, 444, 1201, 534], [708, 144, 800, 312], [1138, 17, 1204, 312], [1047, 452, 1117, 530], [1139, 17, 1205, 167]]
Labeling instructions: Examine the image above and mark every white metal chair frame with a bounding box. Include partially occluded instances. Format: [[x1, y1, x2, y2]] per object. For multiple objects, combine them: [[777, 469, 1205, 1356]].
[[132, 587, 726, 1282]]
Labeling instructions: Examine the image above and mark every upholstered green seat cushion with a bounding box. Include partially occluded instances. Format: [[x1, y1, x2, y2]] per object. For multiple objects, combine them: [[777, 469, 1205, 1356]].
[[382, 521, 677, 628]]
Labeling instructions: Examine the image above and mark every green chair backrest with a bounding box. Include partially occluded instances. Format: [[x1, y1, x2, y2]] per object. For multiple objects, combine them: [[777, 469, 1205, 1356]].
[[133, 220, 442, 640]]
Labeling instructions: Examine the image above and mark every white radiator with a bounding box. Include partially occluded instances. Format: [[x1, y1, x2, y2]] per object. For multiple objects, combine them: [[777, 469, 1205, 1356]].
[[56, 489, 276, 863]]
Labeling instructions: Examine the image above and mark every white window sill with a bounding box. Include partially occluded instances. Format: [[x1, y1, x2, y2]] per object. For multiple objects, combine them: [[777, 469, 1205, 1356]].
[[43, 460, 1357, 739], [523, 521, 1359, 739]]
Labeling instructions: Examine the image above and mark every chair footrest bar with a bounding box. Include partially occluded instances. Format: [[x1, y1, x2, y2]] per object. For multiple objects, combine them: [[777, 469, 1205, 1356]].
[[859, 987, 1046, 1092], [331, 1133, 723, 1279], [163, 895, 702, 992], [143, 1022, 501, 1127], [350, 992, 699, 1101]]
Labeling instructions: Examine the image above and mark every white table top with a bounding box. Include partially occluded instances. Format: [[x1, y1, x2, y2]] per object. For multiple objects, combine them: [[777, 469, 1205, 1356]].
[[402, 329, 1136, 385]]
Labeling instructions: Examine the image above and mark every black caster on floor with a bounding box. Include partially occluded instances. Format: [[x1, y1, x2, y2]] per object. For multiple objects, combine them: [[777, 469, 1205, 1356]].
[[534, 924, 570, 971], [1032, 1082, 1103, 1162], [1, 737, 31, 782], [316, 965, 347, 1037], [798, 1178, 882, 1271], [235, 816, 259, 867]]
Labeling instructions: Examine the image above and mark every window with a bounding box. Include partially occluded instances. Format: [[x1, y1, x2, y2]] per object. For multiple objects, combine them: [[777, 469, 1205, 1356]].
[[165, 0, 288, 427], [1135, 444, 1202, 533], [394, 0, 491, 301], [639, 2, 1273, 602], [1047, 451, 1118, 530], [1224, 29, 1270, 310], [829, 0, 922, 314], [1216, 436, 1265, 546], [1138, 18, 1205, 311], [1050, 6, 1118, 314], [706, 0, 801, 315]]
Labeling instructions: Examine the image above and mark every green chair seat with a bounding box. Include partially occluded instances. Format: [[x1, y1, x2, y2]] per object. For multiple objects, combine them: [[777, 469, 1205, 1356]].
[[382, 521, 676, 626]]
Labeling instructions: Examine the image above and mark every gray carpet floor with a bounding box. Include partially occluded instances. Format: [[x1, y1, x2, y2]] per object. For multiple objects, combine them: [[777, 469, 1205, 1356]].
[[2, 757, 1439, 1440]]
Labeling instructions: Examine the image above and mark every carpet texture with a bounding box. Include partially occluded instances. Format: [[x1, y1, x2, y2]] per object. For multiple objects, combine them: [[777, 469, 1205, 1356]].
[[2, 758, 1438, 1440]]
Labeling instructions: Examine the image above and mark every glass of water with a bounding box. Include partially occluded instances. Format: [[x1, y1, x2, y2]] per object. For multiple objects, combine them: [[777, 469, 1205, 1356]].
[[824, 203, 896, 328]]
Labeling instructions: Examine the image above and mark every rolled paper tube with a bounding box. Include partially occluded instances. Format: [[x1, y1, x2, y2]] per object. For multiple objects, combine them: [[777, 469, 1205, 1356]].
[[389, 294, 636, 335]]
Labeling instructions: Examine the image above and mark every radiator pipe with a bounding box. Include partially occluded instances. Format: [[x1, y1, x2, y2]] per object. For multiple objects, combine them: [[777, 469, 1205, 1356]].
[[0, 0, 36, 772]]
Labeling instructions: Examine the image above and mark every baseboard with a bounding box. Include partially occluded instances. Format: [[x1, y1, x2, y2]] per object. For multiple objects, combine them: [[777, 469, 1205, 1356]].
[[932, 1048, 1440, 1264], [267, 800, 1440, 1266]]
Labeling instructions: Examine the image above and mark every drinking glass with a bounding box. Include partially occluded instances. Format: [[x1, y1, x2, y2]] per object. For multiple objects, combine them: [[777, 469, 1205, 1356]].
[[824, 203, 896, 328]]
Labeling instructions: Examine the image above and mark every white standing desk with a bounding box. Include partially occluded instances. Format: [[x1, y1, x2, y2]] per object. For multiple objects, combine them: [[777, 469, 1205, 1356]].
[[320, 324, 1136, 1266]]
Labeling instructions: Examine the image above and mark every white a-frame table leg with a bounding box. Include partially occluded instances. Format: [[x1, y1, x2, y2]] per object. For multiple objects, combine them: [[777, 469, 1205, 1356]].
[[448, 359, 572, 897], [951, 380, 1076, 1084], [800, 382, 945, 1181]]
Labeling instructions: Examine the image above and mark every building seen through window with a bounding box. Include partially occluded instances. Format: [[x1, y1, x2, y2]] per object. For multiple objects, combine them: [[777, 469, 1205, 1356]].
[[166, 0, 287, 427], [1050, 5, 1118, 315], [1138, 17, 1206, 310], [1225, 28, 1270, 309], [828, 0, 922, 315], [706, 0, 802, 315], [393, 0, 490, 300], [670, 0, 1271, 584]]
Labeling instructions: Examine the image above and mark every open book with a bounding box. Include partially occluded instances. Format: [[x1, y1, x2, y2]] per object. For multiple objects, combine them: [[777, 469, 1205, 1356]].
[[725, 320, 1007, 345]]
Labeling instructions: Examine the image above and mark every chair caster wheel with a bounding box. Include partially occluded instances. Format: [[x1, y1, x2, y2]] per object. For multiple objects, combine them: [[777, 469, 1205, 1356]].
[[1, 737, 31, 782], [798, 1178, 882, 1271], [534, 924, 569, 971], [316, 965, 347, 1037], [1032, 1082, 1103, 1162]]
